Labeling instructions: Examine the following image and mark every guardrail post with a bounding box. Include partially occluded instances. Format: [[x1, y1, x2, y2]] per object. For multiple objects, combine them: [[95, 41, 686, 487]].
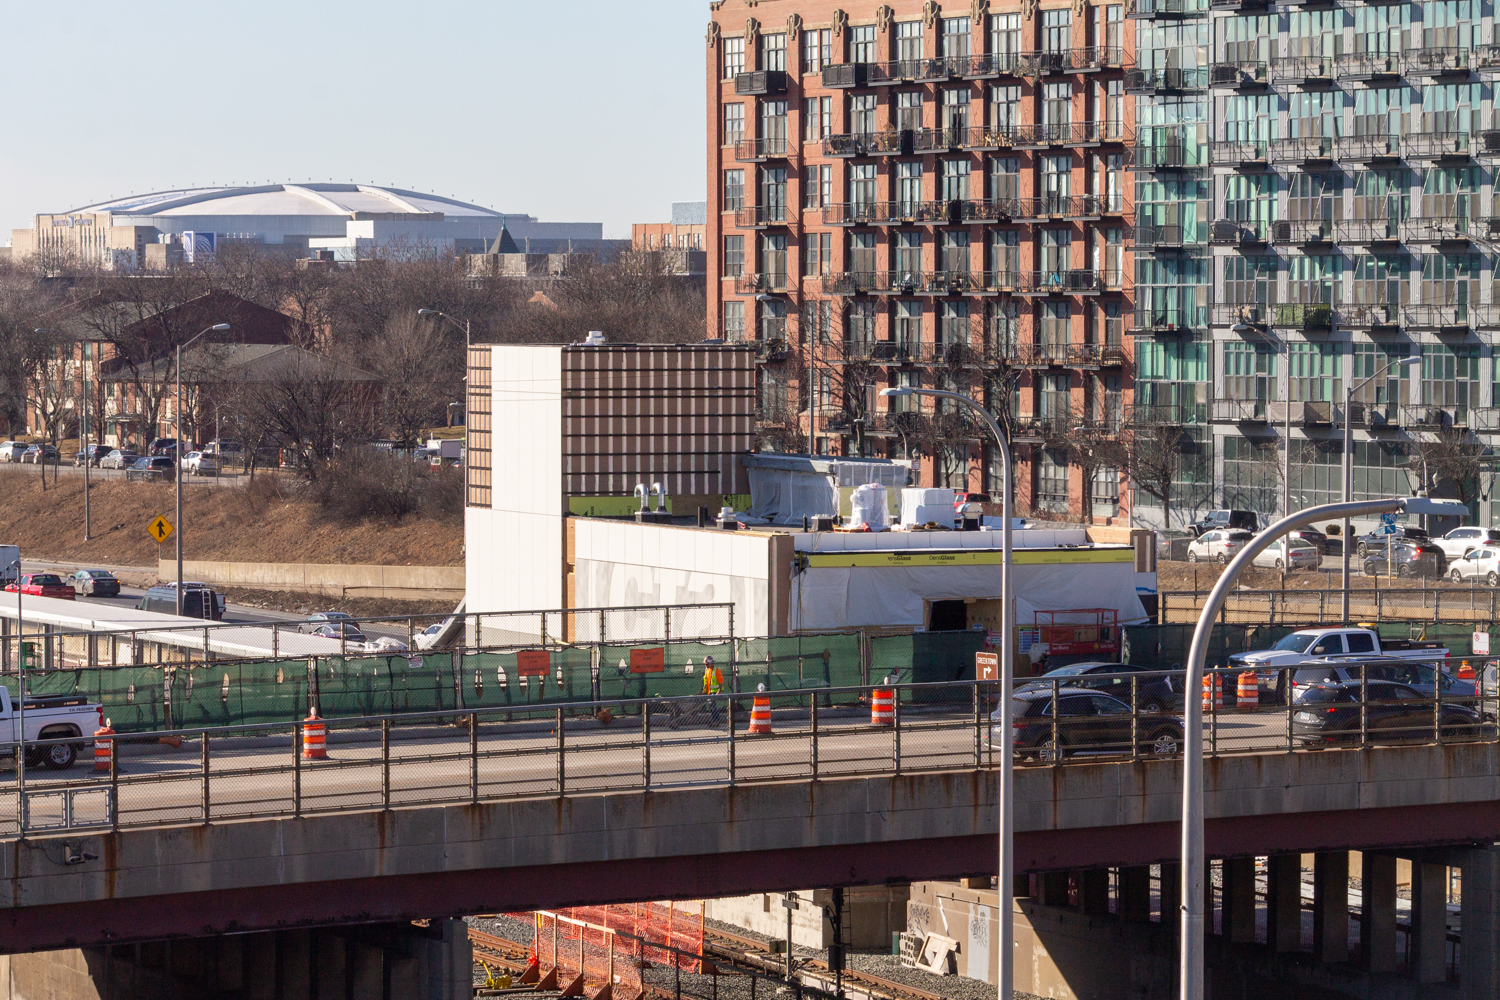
[[810, 695, 819, 779], [727, 694, 736, 786], [110, 733, 119, 832], [293, 721, 302, 817], [201, 731, 210, 824], [1131, 675, 1139, 759], [555, 708, 565, 796], [892, 684, 902, 775], [642, 703, 652, 792], [973, 681, 982, 769], [381, 719, 390, 810], [1434, 681, 1443, 745], [1286, 668, 1295, 753], [1360, 668, 1369, 748], [469, 713, 479, 804], [1051, 677, 1061, 764]]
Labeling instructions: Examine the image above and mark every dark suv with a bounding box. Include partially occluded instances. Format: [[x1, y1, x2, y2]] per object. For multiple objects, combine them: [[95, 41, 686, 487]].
[[1190, 509, 1259, 537], [993, 688, 1185, 760], [1018, 661, 1184, 714], [1355, 525, 1431, 559]]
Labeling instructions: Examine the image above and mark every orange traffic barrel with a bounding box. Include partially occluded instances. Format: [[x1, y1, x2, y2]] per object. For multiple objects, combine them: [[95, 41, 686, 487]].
[[93, 721, 115, 773], [1201, 674, 1222, 710], [1236, 672, 1258, 711], [748, 695, 772, 734], [302, 708, 328, 759], [871, 688, 895, 726], [1459, 659, 1476, 680]]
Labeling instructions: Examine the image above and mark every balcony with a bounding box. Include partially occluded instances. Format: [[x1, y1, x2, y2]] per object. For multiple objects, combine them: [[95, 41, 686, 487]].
[[1265, 401, 1335, 427], [1402, 217, 1481, 245], [1210, 304, 1275, 326], [1336, 134, 1402, 162], [757, 336, 790, 363], [1132, 306, 1203, 335], [1268, 303, 1337, 332], [1130, 139, 1207, 170], [1211, 139, 1271, 168], [821, 271, 884, 296], [1133, 223, 1205, 252], [1404, 131, 1475, 160], [1212, 399, 1270, 424], [1015, 121, 1132, 147], [1072, 343, 1129, 368], [824, 130, 910, 157], [1129, 0, 1209, 17], [1337, 218, 1403, 245], [1269, 55, 1336, 86], [1124, 66, 1209, 93], [1406, 47, 1472, 77], [1209, 219, 1271, 246], [915, 270, 984, 296], [1210, 0, 1271, 10], [1482, 131, 1500, 156], [1209, 61, 1270, 88], [915, 55, 972, 81], [1012, 416, 1072, 443], [1347, 401, 1399, 431], [1400, 405, 1465, 430], [1016, 270, 1105, 295], [1403, 304, 1480, 332], [837, 339, 915, 364], [821, 63, 866, 88], [734, 71, 788, 96], [734, 272, 789, 294], [1268, 219, 1335, 246], [1340, 303, 1403, 330], [734, 136, 795, 162], [734, 205, 796, 229], [864, 58, 927, 86], [1010, 342, 1071, 368], [1336, 51, 1403, 81], [1268, 135, 1335, 165]]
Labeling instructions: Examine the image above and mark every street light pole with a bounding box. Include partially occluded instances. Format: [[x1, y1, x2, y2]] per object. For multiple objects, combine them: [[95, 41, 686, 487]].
[[1341, 356, 1422, 622], [175, 324, 231, 616], [882, 385, 1014, 999], [1177, 493, 1463, 1000]]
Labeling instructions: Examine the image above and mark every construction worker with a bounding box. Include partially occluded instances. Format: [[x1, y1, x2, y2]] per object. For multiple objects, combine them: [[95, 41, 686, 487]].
[[701, 655, 725, 725]]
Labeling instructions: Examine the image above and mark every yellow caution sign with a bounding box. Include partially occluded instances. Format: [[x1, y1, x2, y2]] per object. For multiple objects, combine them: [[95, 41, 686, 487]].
[[147, 516, 174, 544]]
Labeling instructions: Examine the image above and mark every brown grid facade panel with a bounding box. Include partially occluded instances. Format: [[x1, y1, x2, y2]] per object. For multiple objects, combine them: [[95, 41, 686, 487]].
[[466, 346, 493, 508], [561, 346, 757, 497]]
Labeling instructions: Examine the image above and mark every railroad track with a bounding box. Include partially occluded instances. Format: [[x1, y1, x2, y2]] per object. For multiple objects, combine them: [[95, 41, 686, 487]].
[[702, 928, 948, 1000]]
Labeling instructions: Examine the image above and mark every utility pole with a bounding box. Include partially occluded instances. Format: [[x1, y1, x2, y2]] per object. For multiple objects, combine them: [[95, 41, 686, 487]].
[[782, 892, 799, 983]]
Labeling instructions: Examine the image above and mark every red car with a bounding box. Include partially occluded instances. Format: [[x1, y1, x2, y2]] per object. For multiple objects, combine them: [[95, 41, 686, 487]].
[[5, 574, 76, 600], [953, 491, 992, 512]]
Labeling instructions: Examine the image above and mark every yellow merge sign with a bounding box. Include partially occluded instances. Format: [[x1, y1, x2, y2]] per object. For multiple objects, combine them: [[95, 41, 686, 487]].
[[147, 516, 174, 544]]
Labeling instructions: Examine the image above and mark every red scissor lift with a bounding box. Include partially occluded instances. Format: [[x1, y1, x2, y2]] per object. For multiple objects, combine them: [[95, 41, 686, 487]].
[[1022, 609, 1122, 667]]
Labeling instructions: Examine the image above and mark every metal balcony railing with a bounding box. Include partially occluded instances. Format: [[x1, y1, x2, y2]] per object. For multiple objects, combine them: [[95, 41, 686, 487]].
[[1012, 416, 1073, 441], [1400, 405, 1465, 429], [1070, 343, 1129, 368], [1336, 134, 1403, 162], [914, 55, 974, 81], [1402, 217, 1481, 243], [836, 339, 914, 363], [733, 206, 795, 228], [1339, 303, 1403, 329], [823, 130, 908, 157], [734, 71, 788, 95], [1132, 306, 1204, 333], [1269, 54, 1336, 85], [1016, 121, 1133, 146], [1016, 270, 1106, 294], [1208, 219, 1272, 245], [1124, 66, 1209, 92], [1404, 131, 1474, 160], [1268, 219, 1335, 245], [1336, 51, 1403, 80], [1129, 0, 1210, 17], [1012, 342, 1073, 367], [1406, 47, 1472, 76], [821, 271, 884, 295], [733, 136, 795, 161], [734, 273, 789, 294], [1338, 218, 1404, 244], [1209, 61, 1270, 87], [1268, 135, 1336, 164], [1133, 223, 1205, 250], [1211, 304, 1275, 326], [1212, 398, 1270, 423], [1268, 303, 1337, 331], [1211, 139, 1272, 166], [1403, 304, 1483, 330], [1130, 140, 1208, 169], [821, 63, 866, 88]]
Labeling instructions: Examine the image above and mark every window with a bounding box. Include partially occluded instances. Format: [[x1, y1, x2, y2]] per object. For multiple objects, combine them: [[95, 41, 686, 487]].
[[1421, 252, 1478, 307], [897, 162, 923, 214], [760, 297, 787, 340], [1038, 301, 1069, 354], [1351, 344, 1410, 407], [761, 233, 788, 285], [849, 232, 876, 275], [851, 94, 878, 136], [802, 29, 833, 73], [1100, 5, 1122, 58], [990, 230, 1020, 280], [1421, 82, 1478, 134], [723, 300, 746, 340], [1099, 79, 1123, 140], [940, 230, 970, 273], [760, 368, 787, 419], [850, 164, 877, 211], [1097, 227, 1124, 287], [1288, 91, 1339, 142], [1423, 0, 1476, 49], [1223, 342, 1276, 402], [942, 17, 970, 59], [1222, 173, 1277, 226], [939, 301, 969, 345], [894, 230, 923, 277], [1093, 466, 1120, 515], [761, 33, 786, 72], [848, 300, 877, 346], [803, 233, 832, 276], [803, 164, 833, 209], [1040, 373, 1070, 420], [760, 166, 788, 222], [723, 170, 745, 211], [1221, 256, 1276, 313], [941, 87, 969, 137], [1287, 9, 1340, 58], [851, 24, 877, 64], [990, 13, 1022, 71], [987, 300, 1023, 353], [1287, 343, 1341, 402], [1042, 155, 1071, 210], [1042, 82, 1072, 130], [897, 91, 924, 131], [1102, 154, 1123, 213], [1351, 255, 1404, 307], [894, 300, 922, 347], [990, 85, 1021, 133], [1042, 9, 1071, 54], [723, 235, 745, 277], [1354, 169, 1409, 229], [803, 97, 832, 141], [896, 21, 923, 67], [1353, 86, 1403, 138], [723, 37, 745, 79], [723, 104, 745, 147], [1422, 344, 1479, 415], [1287, 172, 1341, 225], [803, 300, 834, 344], [1287, 255, 1340, 305], [1040, 228, 1071, 275], [1421, 166, 1478, 226], [760, 100, 788, 156], [1037, 449, 1069, 512], [989, 156, 1020, 205], [940, 159, 970, 202], [1136, 257, 1207, 331], [1099, 301, 1123, 347]]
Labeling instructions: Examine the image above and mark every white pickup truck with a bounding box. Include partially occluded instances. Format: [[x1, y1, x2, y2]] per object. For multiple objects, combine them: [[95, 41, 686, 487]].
[[0, 687, 104, 770], [1229, 627, 1449, 693]]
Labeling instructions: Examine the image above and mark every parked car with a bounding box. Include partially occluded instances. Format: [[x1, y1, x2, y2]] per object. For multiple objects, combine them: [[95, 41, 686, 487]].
[[0, 442, 26, 463], [1292, 681, 1489, 746], [1018, 661, 1185, 714], [73, 444, 110, 468], [952, 491, 991, 512], [0, 686, 103, 770], [1189, 509, 1259, 537], [1186, 529, 1254, 564], [299, 611, 356, 634], [1252, 538, 1321, 571], [1229, 627, 1450, 695], [1290, 658, 1474, 702], [20, 444, 58, 465], [125, 456, 175, 482], [311, 622, 368, 644], [1448, 546, 1500, 585], [1284, 527, 1329, 554], [68, 569, 120, 597], [182, 451, 218, 475], [992, 688, 1185, 760], [137, 584, 223, 620], [1363, 540, 1445, 578], [100, 449, 138, 470], [147, 438, 180, 457], [1435, 526, 1500, 563], [4, 574, 75, 600], [1354, 525, 1432, 560]]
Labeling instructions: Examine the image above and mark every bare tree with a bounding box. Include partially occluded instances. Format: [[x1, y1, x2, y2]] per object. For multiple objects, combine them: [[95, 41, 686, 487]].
[[226, 356, 378, 482], [1408, 424, 1487, 517], [1060, 403, 1127, 525], [370, 313, 464, 448], [20, 327, 71, 490], [1118, 410, 1190, 531]]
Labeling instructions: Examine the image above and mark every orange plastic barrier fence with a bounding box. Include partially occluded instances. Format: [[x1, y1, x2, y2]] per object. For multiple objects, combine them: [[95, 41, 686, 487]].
[[533, 911, 642, 1000], [551, 901, 705, 973]]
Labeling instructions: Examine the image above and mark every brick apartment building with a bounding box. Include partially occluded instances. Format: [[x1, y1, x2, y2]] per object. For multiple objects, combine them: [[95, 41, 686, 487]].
[[707, 0, 1135, 522]]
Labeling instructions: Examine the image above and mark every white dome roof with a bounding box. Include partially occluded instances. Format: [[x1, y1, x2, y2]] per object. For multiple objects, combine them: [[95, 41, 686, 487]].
[[75, 183, 504, 219]]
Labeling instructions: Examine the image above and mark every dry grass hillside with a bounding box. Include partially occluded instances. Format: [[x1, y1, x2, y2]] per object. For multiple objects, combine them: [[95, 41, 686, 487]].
[[0, 469, 462, 568]]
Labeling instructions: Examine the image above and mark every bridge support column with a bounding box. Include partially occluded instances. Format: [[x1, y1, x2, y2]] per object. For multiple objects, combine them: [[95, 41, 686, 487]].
[[1036, 872, 1070, 908], [1312, 851, 1348, 964], [1460, 845, 1500, 999], [1159, 863, 1180, 933], [245, 932, 277, 1000], [311, 930, 347, 998], [1079, 869, 1109, 915], [1360, 853, 1397, 973], [1410, 861, 1447, 983], [1119, 866, 1151, 923], [279, 930, 310, 1000], [1267, 854, 1301, 953], [1222, 857, 1256, 945]]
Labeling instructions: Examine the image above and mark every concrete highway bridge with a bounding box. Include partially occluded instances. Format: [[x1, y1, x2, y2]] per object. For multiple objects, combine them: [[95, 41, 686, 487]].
[[0, 679, 1498, 996]]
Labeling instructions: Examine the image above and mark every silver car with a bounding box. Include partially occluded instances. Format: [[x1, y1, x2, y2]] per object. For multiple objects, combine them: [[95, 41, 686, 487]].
[[1253, 538, 1320, 571]]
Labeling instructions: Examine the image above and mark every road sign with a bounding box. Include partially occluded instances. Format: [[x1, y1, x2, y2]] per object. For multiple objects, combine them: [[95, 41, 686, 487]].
[[1380, 523, 1398, 534], [976, 651, 999, 681], [147, 516, 174, 544], [1381, 512, 1398, 525], [1476, 632, 1491, 656]]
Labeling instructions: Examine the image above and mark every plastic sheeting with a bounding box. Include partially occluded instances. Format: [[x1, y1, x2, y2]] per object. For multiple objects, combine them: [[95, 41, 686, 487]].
[[848, 484, 889, 531], [789, 560, 1149, 632], [742, 454, 910, 525]]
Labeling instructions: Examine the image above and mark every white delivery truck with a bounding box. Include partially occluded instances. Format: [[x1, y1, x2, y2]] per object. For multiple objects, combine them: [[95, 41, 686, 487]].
[[0, 687, 104, 770]]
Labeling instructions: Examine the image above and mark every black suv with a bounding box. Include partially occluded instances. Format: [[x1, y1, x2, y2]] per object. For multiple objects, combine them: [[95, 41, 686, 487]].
[[1355, 525, 1432, 559], [1018, 661, 1184, 714], [993, 688, 1185, 760], [1190, 509, 1259, 537]]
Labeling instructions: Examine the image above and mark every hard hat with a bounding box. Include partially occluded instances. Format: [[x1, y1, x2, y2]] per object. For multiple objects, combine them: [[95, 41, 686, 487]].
[[704, 655, 715, 665]]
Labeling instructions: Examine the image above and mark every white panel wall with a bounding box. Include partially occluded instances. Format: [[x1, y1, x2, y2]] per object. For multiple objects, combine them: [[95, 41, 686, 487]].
[[572, 520, 772, 637], [466, 347, 565, 615]]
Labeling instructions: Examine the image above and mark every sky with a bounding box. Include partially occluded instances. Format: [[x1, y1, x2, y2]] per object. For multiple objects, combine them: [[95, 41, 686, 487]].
[[0, 0, 707, 240]]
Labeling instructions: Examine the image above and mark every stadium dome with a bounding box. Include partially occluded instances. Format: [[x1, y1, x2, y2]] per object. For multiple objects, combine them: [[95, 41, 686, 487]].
[[71, 183, 506, 220]]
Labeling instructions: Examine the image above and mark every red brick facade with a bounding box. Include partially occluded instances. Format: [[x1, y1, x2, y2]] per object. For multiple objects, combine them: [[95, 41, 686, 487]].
[[707, 0, 1134, 523]]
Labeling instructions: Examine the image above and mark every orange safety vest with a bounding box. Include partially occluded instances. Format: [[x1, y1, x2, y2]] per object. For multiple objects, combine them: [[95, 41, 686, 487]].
[[702, 665, 724, 695]]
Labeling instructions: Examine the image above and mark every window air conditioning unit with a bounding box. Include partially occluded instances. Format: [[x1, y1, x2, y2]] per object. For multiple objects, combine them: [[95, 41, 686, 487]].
[[1271, 220, 1293, 241]]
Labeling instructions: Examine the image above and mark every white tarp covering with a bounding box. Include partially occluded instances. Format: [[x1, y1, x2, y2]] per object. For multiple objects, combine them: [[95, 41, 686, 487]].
[[742, 454, 910, 525], [789, 557, 1148, 632]]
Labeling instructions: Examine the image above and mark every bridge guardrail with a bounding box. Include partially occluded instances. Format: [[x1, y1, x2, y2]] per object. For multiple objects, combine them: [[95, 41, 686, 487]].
[[0, 662, 1493, 836]]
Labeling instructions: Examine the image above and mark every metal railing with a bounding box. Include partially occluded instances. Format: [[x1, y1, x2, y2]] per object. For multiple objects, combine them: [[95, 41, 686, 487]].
[[1335, 51, 1404, 79], [1336, 134, 1403, 162], [1125, 66, 1209, 92], [1405, 131, 1474, 159], [733, 206, 796, 228], [1269, 54, 1335, 85], [734, 272, 789, 294], [733, 136, 796, 161], [1269, 135, 1336, 164], [1158, 588, 1500, 626], [1406, 47, 1472, 75]]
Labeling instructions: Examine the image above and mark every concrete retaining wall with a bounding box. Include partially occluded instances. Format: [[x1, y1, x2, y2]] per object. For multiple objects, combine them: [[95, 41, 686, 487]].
[[160, 560, 464, 600]]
